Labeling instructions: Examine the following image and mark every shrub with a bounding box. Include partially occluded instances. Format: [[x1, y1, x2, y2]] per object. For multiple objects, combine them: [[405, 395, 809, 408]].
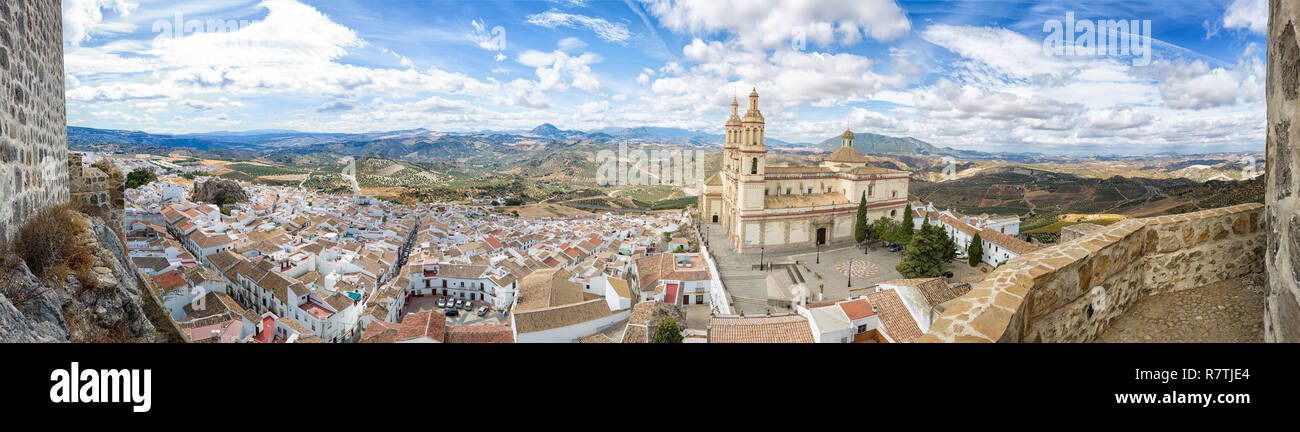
[[13, 203, 91, 282], [653, 316, 684, 343]]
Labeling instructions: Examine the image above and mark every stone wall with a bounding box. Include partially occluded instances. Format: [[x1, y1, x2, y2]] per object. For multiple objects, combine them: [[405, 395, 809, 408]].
[[1266, 0, 1300, 343], [68, 152, 126, 243], [0, 0, 68, 246], [919, 204, 1264, 343]]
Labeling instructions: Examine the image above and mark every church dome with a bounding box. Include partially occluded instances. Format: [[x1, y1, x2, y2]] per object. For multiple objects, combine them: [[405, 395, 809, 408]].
[[825, 146, 867, 164], [842, 129, 854, 139]]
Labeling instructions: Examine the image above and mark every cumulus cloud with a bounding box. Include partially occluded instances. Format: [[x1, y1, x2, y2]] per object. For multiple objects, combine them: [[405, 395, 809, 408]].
[[1139, 50, 1264, 110], [1223, 0, 1267, 34], [63, 0, 138, 46], [1086, 105, 1153, 130], [518, 50, 603, 93]]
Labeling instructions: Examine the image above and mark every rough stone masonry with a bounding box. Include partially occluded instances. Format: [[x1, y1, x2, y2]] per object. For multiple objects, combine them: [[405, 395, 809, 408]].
[[1266, 0, 1300, 343], [0, 0, 68, 246]]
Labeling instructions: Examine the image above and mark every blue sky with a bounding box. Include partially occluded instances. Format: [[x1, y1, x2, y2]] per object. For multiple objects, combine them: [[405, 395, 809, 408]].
[[63, 0, 1268, 155]]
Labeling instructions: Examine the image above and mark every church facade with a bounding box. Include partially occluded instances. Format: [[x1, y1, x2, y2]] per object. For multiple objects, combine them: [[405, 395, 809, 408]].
[[698, 89, 910, 255]]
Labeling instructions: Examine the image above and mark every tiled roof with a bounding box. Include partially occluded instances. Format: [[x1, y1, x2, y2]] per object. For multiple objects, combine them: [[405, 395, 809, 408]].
[[516, 267, 583, 312], [865, 289, 923, 343], [443, 324, 514, 343], [707, 315, 814, 343], [978, 227, 1039, 255]]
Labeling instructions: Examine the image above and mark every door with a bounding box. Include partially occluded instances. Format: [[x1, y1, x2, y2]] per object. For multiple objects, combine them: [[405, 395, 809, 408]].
[[712, 215, 718, 223], [816, 228, 827, 245]]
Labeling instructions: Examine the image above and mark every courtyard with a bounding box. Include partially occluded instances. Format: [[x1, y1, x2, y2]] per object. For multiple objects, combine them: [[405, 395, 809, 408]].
[[402, 294, 506, 326]]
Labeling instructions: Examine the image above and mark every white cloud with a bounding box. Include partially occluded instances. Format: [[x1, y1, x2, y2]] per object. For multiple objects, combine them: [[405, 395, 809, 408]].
[[1086, 105, 1153, 130], [1141, 50, 1264, 110], [63, 0, 138, 46], [525, 9, 631, 43], [642, 0, 910, 50], [1223, 0, 1267, 35], [557, 37, 587, 52], [517, 50, 603, 93]]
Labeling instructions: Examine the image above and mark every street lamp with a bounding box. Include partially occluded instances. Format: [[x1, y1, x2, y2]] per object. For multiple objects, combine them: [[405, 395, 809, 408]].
[[816, 241, 821, 264]]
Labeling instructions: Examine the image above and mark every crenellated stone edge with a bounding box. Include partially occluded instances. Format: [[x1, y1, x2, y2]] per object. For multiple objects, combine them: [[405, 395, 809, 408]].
[[918, 203, 1265, 343]]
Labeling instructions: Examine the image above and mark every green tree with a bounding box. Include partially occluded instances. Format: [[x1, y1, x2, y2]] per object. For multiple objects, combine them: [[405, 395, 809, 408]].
[[125, 168, 156, 189], [967, 233, 984, 267], [653, 316, 683, 343], [873, 216, 898, 244], [853, 192, 868, 244], [895, 219, 952, 278], [894, 203, 914, 244]]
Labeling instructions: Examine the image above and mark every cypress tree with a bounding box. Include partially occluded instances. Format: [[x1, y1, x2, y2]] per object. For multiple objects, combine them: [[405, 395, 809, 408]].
[[968, 233, 984, 266], [854, 192, 868, 244]]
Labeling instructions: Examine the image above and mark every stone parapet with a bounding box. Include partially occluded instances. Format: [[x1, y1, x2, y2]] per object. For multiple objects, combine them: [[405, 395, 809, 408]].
[[919, 203, 1264, 343]]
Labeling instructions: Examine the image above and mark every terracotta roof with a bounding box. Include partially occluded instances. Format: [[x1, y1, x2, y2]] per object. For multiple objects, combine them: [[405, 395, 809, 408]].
[[512, 299, 615, 334], [939, 215, 978, 236], [865, 289, 923, 343], [516, 267, 584, 312], [443, 324, 514, 343], [361, 320, 400, 343], [707, 315, 814, 343], [978, 227, 1039, 255], [838, 299, 876, 320]]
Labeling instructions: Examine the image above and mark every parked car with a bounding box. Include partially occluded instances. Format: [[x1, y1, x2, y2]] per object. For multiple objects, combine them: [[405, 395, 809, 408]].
[[444, 308, 459, 317], [476, 306, 489, 317], [436, 298, 447, 308], [462, 301, 473, 311], [454, 299, 464, 309], [889, 245, 903, 252]]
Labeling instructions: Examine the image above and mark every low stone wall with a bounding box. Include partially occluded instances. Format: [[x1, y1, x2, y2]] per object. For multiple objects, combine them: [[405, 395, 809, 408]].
[[919, 203, 1264, 343]]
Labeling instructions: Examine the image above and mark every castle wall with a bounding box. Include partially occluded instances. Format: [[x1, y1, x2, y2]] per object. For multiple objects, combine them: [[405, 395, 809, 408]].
[[0, 0, 68, 245], [1266, 0, 1300, 342], [919, 204, 1264, 342]]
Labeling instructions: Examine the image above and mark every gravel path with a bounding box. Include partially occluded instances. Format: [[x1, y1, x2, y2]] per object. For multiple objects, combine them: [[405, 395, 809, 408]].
[[1095, 276, 1266, 343]]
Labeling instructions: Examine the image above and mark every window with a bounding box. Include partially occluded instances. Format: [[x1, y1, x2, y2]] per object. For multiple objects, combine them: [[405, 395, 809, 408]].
[[751, 158, 758, 174], [868, 185, 874, 196], [786, 188, 791, 194], [892, 191, 898, 198]]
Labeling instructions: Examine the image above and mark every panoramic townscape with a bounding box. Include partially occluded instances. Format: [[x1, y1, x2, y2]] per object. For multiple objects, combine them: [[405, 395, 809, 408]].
[[0, 0, 1292, 350]]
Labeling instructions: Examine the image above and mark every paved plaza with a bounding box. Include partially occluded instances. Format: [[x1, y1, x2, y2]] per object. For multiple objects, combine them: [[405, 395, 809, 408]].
[[702, 222, 984, 314]]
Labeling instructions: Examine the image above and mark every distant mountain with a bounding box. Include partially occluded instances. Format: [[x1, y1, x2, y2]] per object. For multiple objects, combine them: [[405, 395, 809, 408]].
[[817, 131, 968, 157], [530, 123, 563, 137]]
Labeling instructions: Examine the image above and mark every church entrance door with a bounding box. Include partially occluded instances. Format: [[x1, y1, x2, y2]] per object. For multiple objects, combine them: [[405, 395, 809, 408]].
[[816, 228, 827, 246]]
